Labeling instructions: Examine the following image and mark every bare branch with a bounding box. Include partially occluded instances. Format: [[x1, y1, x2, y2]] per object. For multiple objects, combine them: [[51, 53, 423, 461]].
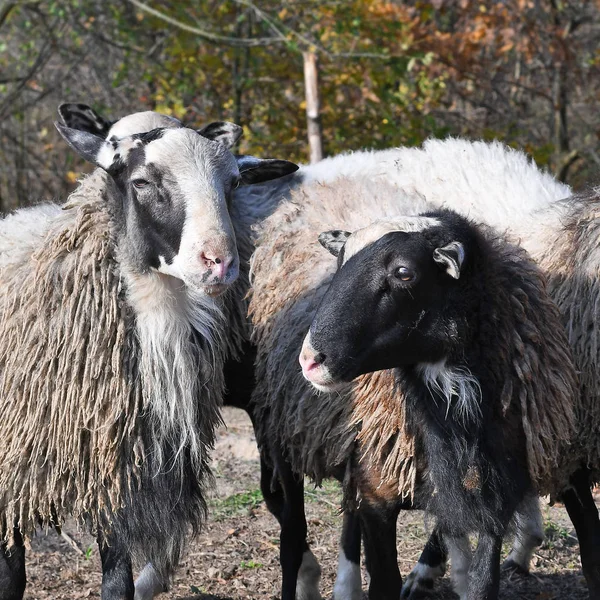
[[127, 0, 285, 47], [555, 149, 581, 183], [0, 2, 16, 30]]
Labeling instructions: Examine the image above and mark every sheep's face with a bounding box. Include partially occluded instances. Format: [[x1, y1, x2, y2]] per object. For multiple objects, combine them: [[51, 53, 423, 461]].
[[299, 216, 468, 392], [56, 121, 298, 297]]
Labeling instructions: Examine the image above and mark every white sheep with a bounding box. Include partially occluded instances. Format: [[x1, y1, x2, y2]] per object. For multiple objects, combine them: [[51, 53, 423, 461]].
[[0, 116, 297, 600]]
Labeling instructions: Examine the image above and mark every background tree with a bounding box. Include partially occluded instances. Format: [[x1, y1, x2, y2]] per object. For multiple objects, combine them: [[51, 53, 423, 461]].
[[1, 0, 598, 210]]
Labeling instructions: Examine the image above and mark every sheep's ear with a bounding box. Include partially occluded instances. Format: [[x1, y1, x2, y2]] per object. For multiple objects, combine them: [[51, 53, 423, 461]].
[[198, 121, 243, 149], [55, 123, 116, 170], [433, 241, 465, 279], [58, 103, 112, 137], [319, 230, 351, 257], [236, 155, 299, 185]]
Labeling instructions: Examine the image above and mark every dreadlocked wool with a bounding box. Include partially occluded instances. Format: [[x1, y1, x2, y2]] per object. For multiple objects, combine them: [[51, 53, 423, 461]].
[[532, 188, 600, 482], [249, 177, 577, 506], [0, 170, 245, 576]]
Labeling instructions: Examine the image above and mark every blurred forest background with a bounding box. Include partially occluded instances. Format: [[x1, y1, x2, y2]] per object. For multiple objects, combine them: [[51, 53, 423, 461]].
[[1, 0, 599, 210]]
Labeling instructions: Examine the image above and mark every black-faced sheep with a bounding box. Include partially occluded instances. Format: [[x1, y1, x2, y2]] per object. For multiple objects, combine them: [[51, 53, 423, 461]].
[[244, 138, 600, 599], [248, 178, 576, 600], [0, 119, 297, 600]]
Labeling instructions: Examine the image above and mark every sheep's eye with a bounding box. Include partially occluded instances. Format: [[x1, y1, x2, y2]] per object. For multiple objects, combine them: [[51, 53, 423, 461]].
[[132, 179, 150, 189], [232, 176, 241, 190], [394, 266, 415, 282]]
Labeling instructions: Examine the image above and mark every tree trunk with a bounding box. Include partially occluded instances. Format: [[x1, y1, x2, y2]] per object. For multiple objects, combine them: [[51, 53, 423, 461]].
[[303, 51, 323, 164]]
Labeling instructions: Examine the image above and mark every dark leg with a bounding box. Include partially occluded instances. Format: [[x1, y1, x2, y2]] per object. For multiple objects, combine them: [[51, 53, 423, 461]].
[[466, 532, 502, 600], [260, 454, 286, 523], [401, 528, 447, 599], [359, 503, 402, 600], [561, 466, 600, 597], [0, 528, 26, 600], [333, 510, 362, 599], [275, 452, 320, 600], [228, 345, 320, 599], [260, 450, 320, 600], [97, 528, 134, 600], [222, 340, 256, 411]]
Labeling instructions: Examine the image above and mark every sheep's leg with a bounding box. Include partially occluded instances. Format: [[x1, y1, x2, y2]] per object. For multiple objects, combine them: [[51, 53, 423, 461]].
[[98, 528, 134, 600], [502, 494, 543, 574], [359, 503, 401, 600], [262, 452, 321, 600], [446, 535, 472, 600], [332, 510, 362, 600], [561, 466, 600, 597], [133, 563, 168, 600], [401, 528, 447, 599], [0, 528, 26, 600], [465, 532, 501, 600]]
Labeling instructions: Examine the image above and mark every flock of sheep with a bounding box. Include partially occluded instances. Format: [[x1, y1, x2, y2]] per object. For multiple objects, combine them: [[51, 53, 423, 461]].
[[0, 102, 599, 600]]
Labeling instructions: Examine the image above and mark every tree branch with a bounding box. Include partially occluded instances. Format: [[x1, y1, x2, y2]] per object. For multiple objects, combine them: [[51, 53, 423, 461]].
[[127, 0, 285, 47], [555, 149, 581, 183]]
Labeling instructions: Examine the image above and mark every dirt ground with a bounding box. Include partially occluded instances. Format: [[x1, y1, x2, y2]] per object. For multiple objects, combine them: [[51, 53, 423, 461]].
[[22, 407, 592, 600]]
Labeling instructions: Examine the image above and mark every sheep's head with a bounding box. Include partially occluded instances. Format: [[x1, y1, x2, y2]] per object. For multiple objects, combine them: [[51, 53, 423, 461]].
[[299, 213, 475, 392], [56, 121, 298, 297]]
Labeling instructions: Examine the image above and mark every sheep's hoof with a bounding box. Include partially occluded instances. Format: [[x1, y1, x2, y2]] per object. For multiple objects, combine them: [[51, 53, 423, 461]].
[[501, 559, 530, 576], [401, 561, 445, 599], [400, 573, 435, 599]]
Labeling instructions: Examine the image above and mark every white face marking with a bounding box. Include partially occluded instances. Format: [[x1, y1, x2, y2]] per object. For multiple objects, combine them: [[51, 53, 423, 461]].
[[108, 111, 182, 139], [296, 550, 322, 600], [333, 550, 362, 600], [342, 217, 441, 264], [142, 129, 239, 291], [95, 137, 144, 171]]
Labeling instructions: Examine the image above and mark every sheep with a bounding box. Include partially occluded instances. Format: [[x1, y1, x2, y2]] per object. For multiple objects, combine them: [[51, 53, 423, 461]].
[[247, 177, 577, 600], [399, 185, 600, 599], [59, 106, 600, 596], [298, 206, 580, 600], [246, 140, 600, 599], [0, 118, 297, 600]]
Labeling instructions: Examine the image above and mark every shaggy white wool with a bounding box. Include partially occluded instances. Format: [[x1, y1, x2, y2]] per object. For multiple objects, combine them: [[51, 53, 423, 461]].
[[122, 267, 226, 469], [416, 360, 483, 425], [298, 138, 570, 239]]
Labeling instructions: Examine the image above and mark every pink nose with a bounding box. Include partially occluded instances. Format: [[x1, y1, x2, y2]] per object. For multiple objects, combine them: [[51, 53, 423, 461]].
[[299, 346, 325, 375], [199, 251, 234, 280]]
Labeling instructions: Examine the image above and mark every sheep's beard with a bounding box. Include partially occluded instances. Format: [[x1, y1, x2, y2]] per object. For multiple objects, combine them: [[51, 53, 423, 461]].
[[417, 360, 482, 426], [125, 269, 226, 472]]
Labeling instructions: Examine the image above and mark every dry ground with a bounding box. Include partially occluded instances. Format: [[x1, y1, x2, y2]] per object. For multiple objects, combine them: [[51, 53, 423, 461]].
[[23, 408, 591, 600]]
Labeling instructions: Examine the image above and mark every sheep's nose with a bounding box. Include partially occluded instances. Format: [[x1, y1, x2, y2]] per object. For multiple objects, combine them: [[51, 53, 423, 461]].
[[199, 251, 235, 281], [299, 346, 326, 375]]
